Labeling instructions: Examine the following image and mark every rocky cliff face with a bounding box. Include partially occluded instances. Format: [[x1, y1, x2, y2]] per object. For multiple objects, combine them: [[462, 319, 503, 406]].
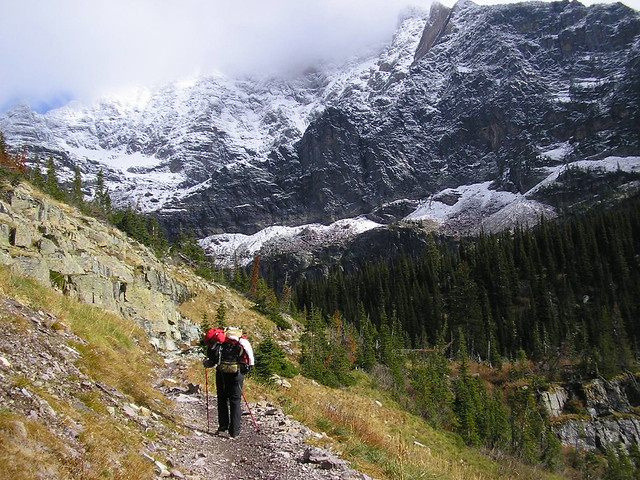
[[1, 1, 638, 241], [540, 375, 640, 451], [0, 181, 203, 350]]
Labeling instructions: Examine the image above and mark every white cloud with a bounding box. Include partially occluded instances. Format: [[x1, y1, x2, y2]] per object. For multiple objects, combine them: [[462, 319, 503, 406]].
[[0, 0, 423, 110], [0, 0, 637, 111]]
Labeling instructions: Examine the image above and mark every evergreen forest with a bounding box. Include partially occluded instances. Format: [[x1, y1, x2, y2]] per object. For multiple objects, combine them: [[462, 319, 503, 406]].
[[291, 197, 640, 473], [293, 196, 640, 380]]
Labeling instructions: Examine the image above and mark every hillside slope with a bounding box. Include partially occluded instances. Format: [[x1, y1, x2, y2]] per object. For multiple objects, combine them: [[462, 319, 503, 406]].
[[0, 181, 568, 479], [0, 274, 375, 480]]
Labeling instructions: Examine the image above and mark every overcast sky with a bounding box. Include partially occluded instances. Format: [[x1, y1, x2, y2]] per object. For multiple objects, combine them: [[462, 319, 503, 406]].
[[1, 0, 638, 112]]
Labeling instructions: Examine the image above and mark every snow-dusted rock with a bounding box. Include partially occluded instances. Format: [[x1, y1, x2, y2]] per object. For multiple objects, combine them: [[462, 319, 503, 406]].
[[0, 2, 637, 243]]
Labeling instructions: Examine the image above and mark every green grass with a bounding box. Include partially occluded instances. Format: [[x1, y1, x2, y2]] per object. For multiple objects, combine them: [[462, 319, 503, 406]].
[[0, 264, 166, 479], [270, 373, 569, 480]]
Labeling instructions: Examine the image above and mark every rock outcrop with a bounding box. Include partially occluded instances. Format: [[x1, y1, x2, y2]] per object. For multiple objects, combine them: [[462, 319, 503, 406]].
[[0, 182, 202, 350], [540, 375, 640, 451]]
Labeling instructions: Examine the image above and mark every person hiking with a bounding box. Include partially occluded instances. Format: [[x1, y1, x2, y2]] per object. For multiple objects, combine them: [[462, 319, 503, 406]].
[[203, 326, 254, 438]]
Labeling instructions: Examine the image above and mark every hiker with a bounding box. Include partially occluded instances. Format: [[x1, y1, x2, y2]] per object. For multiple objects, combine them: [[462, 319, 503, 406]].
[[203, 327, 254, 438]]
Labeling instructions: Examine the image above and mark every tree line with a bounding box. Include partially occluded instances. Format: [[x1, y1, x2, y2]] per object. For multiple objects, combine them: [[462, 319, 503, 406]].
[[291, 197, 640, 474], [293, 196, 640, 380]]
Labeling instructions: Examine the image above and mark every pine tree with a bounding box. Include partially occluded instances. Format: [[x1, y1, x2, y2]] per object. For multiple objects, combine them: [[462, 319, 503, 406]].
[[199, 312, 211, 356], [93, 169, 112, 213], [453, 357, 481, 446], [70, 166, 84, 207], [483, 389, 511, 450], [300, 307, 331, 384], [147, 215, 169, 257], [410, 340, 454, 428], [248, 255, 261, 299], [604, 444, 635, 480], [509, 385, 547, 464], [254, 336, 298, 381], [30, 154, 44, 187], [231, 256, 249, 292], [215, 302, 227, 328], [356, 305, 377, 370], [449, 261, 485, 359], [45, 155, 64, 200]]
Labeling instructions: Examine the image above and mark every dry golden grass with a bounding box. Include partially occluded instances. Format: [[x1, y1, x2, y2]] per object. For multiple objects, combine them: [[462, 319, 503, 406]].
[[0, 411, 72, 480], [273, 374, 567, 480], [1, 265, 168, 413], [178, 282, 277, 343], [0, 265, 168, 479], [0, 409, 155, 480]]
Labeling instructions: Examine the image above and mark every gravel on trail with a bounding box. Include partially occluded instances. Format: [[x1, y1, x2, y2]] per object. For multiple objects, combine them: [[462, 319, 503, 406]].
[[0, 296, 376, 480], [151, 355, 377, 480]]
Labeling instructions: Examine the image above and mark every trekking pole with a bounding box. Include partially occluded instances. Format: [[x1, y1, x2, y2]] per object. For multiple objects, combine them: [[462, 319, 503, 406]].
[[204, 366, 210, 433], [242, 390, 260, 432]]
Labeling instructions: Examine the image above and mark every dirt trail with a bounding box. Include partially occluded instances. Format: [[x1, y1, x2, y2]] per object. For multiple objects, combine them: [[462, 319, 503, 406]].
[[0, 295, 373, 480], [154, 355, 374, 480]]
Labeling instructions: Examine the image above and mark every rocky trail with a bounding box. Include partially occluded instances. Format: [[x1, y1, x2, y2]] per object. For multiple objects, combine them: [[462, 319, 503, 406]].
[[155, 355, 373, 480], [0, 295, 374, 480]]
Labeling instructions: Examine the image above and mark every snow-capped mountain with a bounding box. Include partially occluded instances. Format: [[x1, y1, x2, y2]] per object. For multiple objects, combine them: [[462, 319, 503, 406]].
[[1, 0, 639, 265]]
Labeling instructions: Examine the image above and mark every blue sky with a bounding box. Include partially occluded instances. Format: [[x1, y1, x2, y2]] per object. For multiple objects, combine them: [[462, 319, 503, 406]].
[[1, 0, 637, 113]]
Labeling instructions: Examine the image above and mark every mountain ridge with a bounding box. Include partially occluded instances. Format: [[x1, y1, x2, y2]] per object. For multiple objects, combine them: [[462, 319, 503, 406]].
[[1, 1, 639, 247]]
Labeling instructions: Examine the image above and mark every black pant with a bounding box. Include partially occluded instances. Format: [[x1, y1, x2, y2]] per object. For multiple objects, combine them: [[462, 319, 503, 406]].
[[215, 370, 244, 437]]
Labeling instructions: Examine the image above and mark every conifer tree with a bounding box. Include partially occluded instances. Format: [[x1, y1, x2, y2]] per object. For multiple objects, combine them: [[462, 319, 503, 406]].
[[509, 385, 547, 464], [70, 166, 84, 207], [199, 312, 211, 356], [254, 336, 298, 381], [410, 337, 454, 428], [300, 307, 330, 383], [248, 255, 261, 298], [231, 256, 249, 292], [603, 444, 635, 480], [215, 302, 227, 328], [483, 389, 511, 450], [45, 155, 64, 200], [93, 168, 112, 213], [30, 153, 44, 187], [450, 261, 485, 359], [453, 357, 482, 446], [147, 215, 169, 257], [356, 305, 377, 370]]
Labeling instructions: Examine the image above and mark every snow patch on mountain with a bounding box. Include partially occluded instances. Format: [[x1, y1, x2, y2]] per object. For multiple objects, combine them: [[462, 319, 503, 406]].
[[404, 156, 640, 234], [65, 144, 162, 170], [200, 217, 383, 267], [405, 182, 518, 224], [540, 142, 573, 162], [528, 155, 640, 195], [403, 181, 554, 234]]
